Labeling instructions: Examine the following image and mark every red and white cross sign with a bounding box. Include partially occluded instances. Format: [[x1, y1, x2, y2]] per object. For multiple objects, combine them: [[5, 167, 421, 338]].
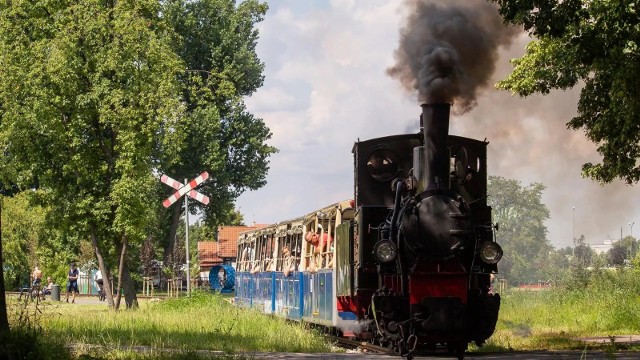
[[161, 172, 210, 208]]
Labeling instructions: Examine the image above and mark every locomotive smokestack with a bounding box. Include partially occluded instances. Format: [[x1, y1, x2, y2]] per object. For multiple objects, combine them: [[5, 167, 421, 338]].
[[421, 103, 450, 190]]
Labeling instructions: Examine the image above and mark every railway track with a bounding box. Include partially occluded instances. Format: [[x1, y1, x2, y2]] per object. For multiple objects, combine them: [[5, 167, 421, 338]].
[[327, 335, 392, 355]]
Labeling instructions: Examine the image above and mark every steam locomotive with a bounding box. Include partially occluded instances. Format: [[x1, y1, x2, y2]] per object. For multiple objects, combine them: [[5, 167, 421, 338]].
[[235, 103, 502, 359]]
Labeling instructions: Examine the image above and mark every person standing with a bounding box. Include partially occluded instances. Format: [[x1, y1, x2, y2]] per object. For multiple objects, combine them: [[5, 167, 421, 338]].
[[65, 262, 79, 303], [31, 266, 43, 288]]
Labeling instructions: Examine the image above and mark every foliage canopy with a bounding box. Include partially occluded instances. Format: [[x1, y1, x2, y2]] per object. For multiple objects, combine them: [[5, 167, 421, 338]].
[[0, 0, 274, 308], [488, 176, 552, 284], [491, 0, 640, 183]]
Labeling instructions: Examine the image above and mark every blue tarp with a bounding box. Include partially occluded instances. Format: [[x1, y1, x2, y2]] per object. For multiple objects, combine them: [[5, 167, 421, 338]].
[[209, 265, 235, 293]]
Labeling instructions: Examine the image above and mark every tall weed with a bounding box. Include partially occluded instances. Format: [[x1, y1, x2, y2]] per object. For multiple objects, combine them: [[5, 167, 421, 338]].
[[487, 268, 640, 350], [2, 296, 71, 360]]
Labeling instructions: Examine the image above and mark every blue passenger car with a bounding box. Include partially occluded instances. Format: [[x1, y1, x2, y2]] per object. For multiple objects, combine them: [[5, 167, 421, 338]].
[[234, 201, 354, 328]]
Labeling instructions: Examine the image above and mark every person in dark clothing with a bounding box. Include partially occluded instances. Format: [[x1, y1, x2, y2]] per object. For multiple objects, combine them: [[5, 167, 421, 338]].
[[65, 262, 79, 303]]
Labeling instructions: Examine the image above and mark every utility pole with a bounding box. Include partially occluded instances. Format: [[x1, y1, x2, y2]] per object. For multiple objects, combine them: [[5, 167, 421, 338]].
[[160, 172, 210, 296], [184, 178, 190, 295], [629, 222, 635, 262], [572, 206, 575, 257]]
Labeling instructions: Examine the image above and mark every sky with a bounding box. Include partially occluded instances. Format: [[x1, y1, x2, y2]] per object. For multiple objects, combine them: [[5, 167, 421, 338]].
[[235, 0, 640, 248]]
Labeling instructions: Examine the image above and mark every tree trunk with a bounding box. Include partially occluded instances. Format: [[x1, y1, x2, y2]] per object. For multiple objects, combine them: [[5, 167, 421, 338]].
[[90, 228, 115, 308], [114, 234, 138, 310], [114, 233, 127, 310], [120, 260, 138, 308], [0, 198, 10, 332], [163, 204, 181, 271]]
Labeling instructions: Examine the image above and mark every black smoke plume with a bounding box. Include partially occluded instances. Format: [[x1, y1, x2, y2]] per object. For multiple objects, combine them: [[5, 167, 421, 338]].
[[387, 0, 519, 113]]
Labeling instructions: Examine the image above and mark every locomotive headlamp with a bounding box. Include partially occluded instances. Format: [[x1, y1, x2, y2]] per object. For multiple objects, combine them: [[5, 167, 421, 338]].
[[479, 241, 503, 264], [374, 240, 398, 263]]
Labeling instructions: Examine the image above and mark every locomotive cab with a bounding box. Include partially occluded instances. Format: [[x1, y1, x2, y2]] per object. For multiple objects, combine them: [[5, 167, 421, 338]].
[[350, 103, 502, 358]]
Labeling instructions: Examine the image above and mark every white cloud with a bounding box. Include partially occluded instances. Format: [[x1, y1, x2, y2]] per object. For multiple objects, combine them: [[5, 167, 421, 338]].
[[237, 1, 640, 248]]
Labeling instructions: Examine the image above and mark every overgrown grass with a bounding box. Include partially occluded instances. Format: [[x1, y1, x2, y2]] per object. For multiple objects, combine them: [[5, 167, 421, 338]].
[[39, 291, 330, 354], [8, 270, 640, 358], [481, 269, 640, 351], [1, 296, 72, 360]]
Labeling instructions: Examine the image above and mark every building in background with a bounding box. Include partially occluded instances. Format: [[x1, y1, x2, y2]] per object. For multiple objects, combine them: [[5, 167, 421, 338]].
[[590, 239, 614, 255], [198, 224, 266, 282]]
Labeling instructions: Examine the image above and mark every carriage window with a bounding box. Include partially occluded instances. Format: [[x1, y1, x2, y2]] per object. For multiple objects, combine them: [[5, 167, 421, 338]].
[[366, 148, 399, 182], [265, 233, 275, 271], [304, 220, 336, 272], [240, 236, 256, 272], [291, 230, 301, 271]]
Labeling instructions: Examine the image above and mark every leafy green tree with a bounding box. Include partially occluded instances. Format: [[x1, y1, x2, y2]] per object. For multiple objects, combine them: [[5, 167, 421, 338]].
[[159, 0, 276, 267], [0, 0, 274, 314], [0, 0, 185, 309], [491, 0, 640, 183], [226, 209, 246, 227], [0, 192, 48, 290], [574, 234, 595, 267], [608, 236, 637, 266], [0, 195, 9, 332], [488, 176, 552, 285], [539, 248, 570, 284]]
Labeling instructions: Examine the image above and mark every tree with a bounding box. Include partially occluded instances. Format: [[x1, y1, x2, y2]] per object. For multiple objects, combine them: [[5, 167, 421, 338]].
[[539, 248, 570, 284], [0, 1, 274, 310], [159, 0, 276, 267], [488, 176, 552, 284], [491, 0, 640, 183], [573, 234, 595, 267], [0, 0, 185, 309], [0, 195, 8, 332], [226, 209, 246, 227], [608, 235, 637, 266], [0, 192, 49, 290]]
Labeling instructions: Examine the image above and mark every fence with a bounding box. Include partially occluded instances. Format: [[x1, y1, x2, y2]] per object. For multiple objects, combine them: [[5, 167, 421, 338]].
[[73, 274, 211, 297], [77, 274, 114, 295], [150, 276, 210, 297]]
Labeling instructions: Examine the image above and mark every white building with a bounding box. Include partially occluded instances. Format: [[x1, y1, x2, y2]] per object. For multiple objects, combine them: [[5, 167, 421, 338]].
[[590, 239, 615, 255]]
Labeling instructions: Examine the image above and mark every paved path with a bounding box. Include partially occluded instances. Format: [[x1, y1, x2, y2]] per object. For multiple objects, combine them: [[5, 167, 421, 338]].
[[73, 347, 640, 359], [7, 292, 161, 305], [226, 351, 640, 359]]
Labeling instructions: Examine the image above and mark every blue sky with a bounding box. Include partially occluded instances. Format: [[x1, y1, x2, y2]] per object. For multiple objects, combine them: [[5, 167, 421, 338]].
[[235, 0, 640, 248]]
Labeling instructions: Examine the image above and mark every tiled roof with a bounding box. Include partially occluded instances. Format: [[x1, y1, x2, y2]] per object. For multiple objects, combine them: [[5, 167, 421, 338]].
[[198, 241, 222, 269], [217, 225, 266, 258], [197, 224, 267, 270]]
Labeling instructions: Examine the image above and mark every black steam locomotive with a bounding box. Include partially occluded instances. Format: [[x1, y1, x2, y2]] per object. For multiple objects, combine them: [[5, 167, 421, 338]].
[[235, 102, 502, 359]]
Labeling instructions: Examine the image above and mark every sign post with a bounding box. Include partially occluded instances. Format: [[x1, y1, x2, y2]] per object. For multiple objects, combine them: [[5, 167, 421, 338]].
[[161, 172, 210, 295]]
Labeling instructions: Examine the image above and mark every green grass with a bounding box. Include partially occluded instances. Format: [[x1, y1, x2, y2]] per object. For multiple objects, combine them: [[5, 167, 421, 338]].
[[4, 291, 330, 359], [479, 284, 640, 351], [8, 272, 640, 358]]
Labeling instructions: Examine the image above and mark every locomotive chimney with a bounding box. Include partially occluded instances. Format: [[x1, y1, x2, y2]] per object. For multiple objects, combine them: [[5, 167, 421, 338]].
[[419, 102, 450, 190]]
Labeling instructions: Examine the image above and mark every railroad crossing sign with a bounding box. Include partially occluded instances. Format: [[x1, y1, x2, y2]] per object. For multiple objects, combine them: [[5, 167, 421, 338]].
[[160, 171, 210, 296], [161, 172, 210, 208]]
